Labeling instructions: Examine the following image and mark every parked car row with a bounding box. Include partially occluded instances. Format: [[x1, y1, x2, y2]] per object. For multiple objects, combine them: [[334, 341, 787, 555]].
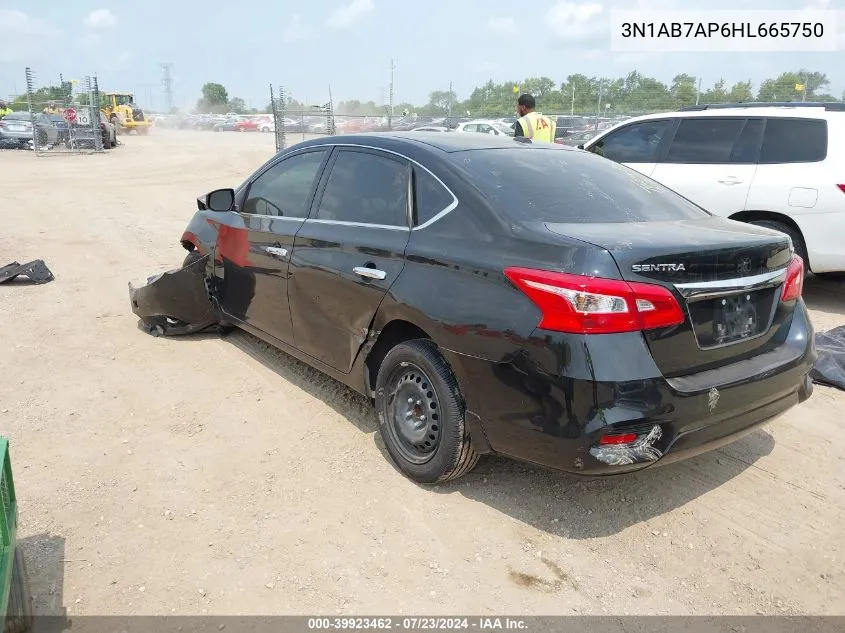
[[0, 110, 117, 150]]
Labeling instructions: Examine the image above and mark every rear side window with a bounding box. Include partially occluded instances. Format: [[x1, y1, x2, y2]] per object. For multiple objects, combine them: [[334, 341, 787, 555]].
[[453, 148, 709, 224], [760, 118, 827, 163], [315, 150, 409, 227], [666, 118, 746, 163], [413, 167, 454, 226], [590, 119, 674, 163], [729, 119, 764, 163]]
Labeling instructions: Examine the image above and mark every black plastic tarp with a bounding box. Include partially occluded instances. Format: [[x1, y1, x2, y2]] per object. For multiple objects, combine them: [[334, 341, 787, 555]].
[[811, 326, 845, 391]]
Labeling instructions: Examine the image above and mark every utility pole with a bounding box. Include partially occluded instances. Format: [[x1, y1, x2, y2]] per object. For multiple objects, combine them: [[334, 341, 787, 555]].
[[448, 81, 453, 119], [802, 73, 807, 102], [695, 78, 702, 105], [570, 85, 575, 116], [389, 58, 395, 117], [160, 63, 174, 114]]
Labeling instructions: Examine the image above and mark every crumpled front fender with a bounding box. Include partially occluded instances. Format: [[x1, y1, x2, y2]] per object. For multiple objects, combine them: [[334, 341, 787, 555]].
[[128, 255, 218, 336]]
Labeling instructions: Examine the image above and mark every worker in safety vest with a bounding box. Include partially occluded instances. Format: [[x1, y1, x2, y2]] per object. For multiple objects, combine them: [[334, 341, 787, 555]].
[[513, 94, 555, 142], [0, 102, 11, 118]]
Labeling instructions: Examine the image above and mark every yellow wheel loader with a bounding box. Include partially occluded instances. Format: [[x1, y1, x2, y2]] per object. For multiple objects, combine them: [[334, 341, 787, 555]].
[[101, 92, 152, 135]]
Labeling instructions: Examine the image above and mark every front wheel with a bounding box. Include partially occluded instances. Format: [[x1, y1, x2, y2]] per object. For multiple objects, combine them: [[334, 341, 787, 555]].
[[375, 339, 479, 484], [183, 250, 203, 268]]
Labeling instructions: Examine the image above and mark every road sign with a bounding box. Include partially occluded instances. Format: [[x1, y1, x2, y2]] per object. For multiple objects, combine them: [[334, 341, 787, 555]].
[[795, 83, 805, 91], [76, 109, 91, 126], [63, 107, 77, 123], [512, 85, 520, 94]]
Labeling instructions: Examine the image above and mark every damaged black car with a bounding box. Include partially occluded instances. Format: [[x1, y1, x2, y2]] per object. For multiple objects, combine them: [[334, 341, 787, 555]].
[[129, 132, 817, 484]]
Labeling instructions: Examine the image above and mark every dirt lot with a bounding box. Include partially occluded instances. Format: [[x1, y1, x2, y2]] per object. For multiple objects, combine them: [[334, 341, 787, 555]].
[[1, 130, 844, 617]]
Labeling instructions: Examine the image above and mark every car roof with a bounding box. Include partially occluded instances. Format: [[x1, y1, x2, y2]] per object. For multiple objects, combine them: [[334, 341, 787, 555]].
[[304, 131, 574, 154], [614, 105, 840, 124]]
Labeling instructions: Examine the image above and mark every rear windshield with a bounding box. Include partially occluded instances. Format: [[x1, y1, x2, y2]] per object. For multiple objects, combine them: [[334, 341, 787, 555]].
[[453, 148, 710, 223], [3, 112, 30, 120]]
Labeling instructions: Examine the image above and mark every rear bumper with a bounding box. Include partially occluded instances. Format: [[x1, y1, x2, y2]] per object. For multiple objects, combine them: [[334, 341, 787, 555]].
[[122, 120, 152, 128], [128, 255, 218, 336], [0, 131, 32, 143], [443, 300, 816, 476]]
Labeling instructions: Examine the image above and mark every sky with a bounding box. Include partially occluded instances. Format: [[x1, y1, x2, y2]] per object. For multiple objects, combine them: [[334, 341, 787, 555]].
[[1, 0, 843, 111]]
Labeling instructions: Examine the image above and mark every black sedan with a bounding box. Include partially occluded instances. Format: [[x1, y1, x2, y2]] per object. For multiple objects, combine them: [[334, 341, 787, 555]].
[[129, 132, 816, 483]]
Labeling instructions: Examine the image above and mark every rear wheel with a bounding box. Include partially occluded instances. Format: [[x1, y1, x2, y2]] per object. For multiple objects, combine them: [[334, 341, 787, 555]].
[[748, 220, 808, 271], [375, 339, 479, 484]]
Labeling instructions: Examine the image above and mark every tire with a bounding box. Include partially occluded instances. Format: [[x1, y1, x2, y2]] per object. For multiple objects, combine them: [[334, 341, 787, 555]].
[[375, 339, 479, 484], [815, 272, 845, 281], [748, 220, 808, 271], [4, 549, 34, 633], [183, 251, 203, 268]]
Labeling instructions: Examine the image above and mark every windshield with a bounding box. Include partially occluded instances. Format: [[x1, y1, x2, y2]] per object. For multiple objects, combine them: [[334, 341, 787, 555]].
[[451, 148, 710, 224], [3, 112, 31, 121], [113, 95, 134, 106]]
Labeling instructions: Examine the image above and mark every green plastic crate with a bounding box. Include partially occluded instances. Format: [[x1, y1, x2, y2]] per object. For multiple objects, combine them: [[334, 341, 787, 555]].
[[0, 438, 31, 633], [0, 437, 17, 619]]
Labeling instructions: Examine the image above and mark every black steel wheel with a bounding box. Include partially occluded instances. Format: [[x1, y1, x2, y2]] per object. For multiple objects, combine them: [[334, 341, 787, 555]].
[[375, 339, 479, 483]]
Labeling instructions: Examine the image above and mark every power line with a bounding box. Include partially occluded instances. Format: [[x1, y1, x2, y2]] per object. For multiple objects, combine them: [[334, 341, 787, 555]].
[[160, 63, 174, 113]]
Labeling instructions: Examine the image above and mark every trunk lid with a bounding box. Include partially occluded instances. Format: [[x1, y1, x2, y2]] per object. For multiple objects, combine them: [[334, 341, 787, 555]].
[[544, 217, 794, 377]]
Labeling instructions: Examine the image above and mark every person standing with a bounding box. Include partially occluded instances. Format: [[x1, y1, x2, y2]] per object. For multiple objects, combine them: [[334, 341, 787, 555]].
[[0, 102, 12, 118], [513, 94, 555, 142]]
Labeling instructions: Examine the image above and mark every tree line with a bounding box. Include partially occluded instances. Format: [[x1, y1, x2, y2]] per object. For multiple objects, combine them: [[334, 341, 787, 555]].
[[336, 69, 841, 118], [8, 68, 839, 119]]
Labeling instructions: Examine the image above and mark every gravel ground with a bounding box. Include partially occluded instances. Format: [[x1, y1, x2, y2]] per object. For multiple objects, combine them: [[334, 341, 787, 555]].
[[0, 130, 843, 617]]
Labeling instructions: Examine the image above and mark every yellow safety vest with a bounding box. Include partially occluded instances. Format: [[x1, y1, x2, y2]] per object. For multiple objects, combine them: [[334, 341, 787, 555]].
[[517, 111, 555, 142]]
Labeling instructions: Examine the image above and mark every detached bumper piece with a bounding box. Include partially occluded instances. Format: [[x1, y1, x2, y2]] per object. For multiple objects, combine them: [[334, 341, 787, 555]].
[[0, 260, 54, 284], [128, 255, 218, 336]]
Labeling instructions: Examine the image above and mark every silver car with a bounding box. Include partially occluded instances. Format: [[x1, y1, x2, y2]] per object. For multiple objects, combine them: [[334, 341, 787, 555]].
[[0, 112, 59, 148]]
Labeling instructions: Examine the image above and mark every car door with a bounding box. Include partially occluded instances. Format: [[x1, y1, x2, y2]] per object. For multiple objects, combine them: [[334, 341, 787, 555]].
[[288, 147, 412, 373], [584, 118, 676, 177], [649, 117, 761, 217], [216, 148, 330, 344]]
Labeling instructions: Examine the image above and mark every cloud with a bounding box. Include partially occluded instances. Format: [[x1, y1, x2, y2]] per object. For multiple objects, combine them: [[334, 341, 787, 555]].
[[487, 16, 517, 35], [283, 14, 314, 43], [0, 10, 61, 62], [547, 1, 606, 42], [83, 9, 116, 29], [326, 0, 374, 30]]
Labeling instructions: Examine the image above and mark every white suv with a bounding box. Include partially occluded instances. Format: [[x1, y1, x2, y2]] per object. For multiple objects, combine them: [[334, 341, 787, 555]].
[[582, 103, 845, 275]]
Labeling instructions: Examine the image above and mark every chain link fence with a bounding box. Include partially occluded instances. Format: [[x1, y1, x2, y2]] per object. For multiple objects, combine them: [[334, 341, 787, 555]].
[[0, 68, 105, 154]]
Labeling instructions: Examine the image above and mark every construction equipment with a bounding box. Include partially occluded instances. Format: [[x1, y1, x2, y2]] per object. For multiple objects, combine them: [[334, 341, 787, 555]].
[[101, 92, 151, 135], [0, 438, 33, 633]]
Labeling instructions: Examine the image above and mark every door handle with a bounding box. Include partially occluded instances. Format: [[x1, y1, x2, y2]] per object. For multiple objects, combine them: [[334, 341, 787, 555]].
[[265, 246, 288, 258], [717, 177, 743, 185], [353, 266, 387, 280]]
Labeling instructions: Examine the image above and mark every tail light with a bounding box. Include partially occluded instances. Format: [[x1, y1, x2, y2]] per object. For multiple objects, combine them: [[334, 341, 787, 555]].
[[780, 255, 804, 302], [100, 122, 106, 130], [504, 267, 685, 334], [599, 433, 637, 445]]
